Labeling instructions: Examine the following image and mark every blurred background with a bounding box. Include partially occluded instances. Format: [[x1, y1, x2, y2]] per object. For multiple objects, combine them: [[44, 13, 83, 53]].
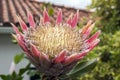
[[0, 0, 120, 80]]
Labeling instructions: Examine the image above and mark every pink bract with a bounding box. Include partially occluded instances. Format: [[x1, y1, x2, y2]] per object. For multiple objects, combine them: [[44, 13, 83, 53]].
[[12, 8, 100, 76]]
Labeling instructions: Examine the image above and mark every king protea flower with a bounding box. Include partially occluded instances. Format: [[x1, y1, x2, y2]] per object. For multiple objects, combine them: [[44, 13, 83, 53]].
[[11, 8, 100, 79]]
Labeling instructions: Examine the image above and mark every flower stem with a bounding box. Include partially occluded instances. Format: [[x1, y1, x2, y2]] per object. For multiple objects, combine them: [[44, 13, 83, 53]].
[[41, 75, 72, 80], [41, 75, 58, 80]]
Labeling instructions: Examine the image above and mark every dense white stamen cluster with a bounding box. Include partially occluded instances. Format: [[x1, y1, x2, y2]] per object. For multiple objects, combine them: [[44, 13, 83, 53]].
[[25, 24, 84, 57]]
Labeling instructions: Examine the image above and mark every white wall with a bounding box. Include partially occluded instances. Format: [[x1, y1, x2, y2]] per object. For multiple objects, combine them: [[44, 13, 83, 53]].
[[0, 34, 29, 80], [36, 0, 91, 9]]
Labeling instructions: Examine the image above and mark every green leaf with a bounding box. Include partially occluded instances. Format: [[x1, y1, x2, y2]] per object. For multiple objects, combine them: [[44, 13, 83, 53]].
[[0, 75, 11, 80], [48, 8, 54, 16], [67, 58, 98, 78], [11, 71, 17, 78], [14, 53, 24, 64], [11, 39, 17, 44], [19, 63, 31, 76]]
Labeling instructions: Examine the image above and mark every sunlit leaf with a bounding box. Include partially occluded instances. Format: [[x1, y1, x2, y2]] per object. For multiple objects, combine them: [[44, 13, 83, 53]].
[[14, 53, 24, 64], [67, 58, 98, 78]]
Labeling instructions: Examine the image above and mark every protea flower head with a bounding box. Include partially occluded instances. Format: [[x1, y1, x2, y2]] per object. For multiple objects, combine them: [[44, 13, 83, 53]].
[[12, 8, 100, 78]]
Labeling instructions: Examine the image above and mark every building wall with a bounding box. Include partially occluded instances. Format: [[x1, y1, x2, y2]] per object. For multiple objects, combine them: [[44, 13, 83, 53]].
[[0, 34, 29, 79]]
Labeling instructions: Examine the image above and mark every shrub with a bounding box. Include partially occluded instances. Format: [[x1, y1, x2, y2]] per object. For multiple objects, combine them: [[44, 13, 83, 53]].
[[88, 0, 120, 33]]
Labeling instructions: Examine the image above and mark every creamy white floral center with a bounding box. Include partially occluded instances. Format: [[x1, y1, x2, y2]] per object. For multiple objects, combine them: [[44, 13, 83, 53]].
[[25, 25, 83, 57]]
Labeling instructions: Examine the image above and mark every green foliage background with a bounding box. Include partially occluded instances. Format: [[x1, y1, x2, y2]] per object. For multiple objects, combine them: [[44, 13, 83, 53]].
[[89, 0, 120, 33], [80, 0, 120, 80]]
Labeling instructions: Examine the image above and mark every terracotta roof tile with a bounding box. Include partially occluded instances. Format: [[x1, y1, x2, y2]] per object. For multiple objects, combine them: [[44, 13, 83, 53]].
[[0, 0, 91, 27]]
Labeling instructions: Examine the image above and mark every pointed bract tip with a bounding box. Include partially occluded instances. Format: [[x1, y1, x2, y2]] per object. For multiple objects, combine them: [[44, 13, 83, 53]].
[[17, 15, 28, 32], [64, 53, 78, 65], [44, 7, 46, 11], [56, 9, 62, 24], [10, 23, 14, 26], [40, 52, 50, 62], [81, 20, 93, 34], [27, 10, 36, 28], [90, 22, 95, 28], [86, 30, 101, 43], [70, 10, 79, 28], [54, 49, 68, 63], [30, 43, 40, 57], [76, 10, 79, 16], [11, 33, 17, 39], [11, 23, 21, 34], [10, 23, 15, 28], [83, 23, 96, 39], [89, 39, 100, 50], [43, 7, 50, 23], [67, 13, 73, 25], [77, 49, 90, 60]]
